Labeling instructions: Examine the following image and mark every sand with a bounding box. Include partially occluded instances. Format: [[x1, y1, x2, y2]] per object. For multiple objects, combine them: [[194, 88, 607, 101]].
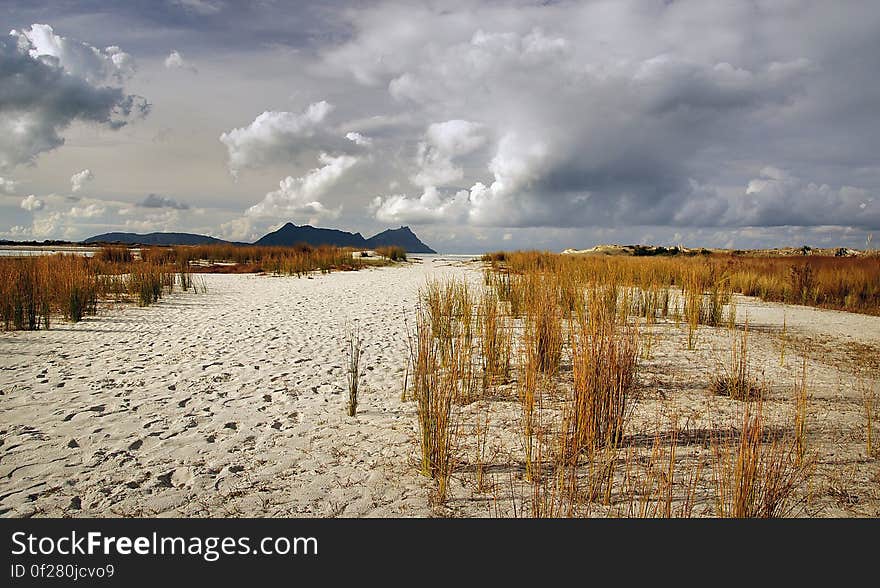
[[1, 255, 878, 517]]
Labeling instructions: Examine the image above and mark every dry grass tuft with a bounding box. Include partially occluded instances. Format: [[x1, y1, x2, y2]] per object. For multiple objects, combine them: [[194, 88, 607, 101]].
[[346, 325, 363, 417], [710, 325, 763, 401], [712, 399, 815, 518]]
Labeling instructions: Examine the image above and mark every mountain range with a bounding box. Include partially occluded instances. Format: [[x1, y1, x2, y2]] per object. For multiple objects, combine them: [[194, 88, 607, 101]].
[[84, 223, 436, 253]]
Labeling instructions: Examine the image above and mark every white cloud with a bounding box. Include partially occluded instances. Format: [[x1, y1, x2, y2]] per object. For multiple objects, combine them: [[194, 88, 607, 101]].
[[246, 153, 358, 222], [70, 169, 94, 193], [20, 194, 44, 211], [4, 2, 880, 251], [731, 167, 878, 229], [219, 101, 335, 175], [411, 120, 486, 188], [0, 225, 30, 239], [219, 216, 258, 242], [345, 131, 372, 147], [32, 211, 61, 237], [0, 176, 17, 193], [122, 208, 182, 232], [11, 24, 135, 83], [67, 203, 106, 218], [372, 186, 469, 224], [164, 50, 197, 73], [1, 25, 149, 170], [374, 132, 550, 226], [327, 5, 831, 231]]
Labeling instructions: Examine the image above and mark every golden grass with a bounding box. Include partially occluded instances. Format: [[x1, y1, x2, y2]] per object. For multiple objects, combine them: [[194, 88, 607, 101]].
[[484, 250, 880, 316], [375, 245, 407, 261], [864, 383, 876, 457], [709, 325, 763, 401], [410, 249, 834, 517], [712, 399, 815, 518], [409, 307, 459, 503], [568, 296, 639, 457], [0, 243, 373, 331]]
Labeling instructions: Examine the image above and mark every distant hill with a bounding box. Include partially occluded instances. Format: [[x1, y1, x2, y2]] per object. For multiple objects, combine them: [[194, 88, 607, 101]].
[[82, 224, 436, 253], [366, 226, 435, 253], [84, 232, 230, 246], [254, 223, 368, 248], [254, 223, 436, 253]]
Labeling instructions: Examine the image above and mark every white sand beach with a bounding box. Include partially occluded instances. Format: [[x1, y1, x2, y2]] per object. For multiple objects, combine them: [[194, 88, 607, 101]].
[[1, 255, 878, 517]]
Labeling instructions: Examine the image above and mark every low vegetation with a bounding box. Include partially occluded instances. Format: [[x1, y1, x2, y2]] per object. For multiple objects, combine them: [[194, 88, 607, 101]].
[[347, 325, 363, 417], [483, 250, 880, 316], [404, 249, 831, 517], [0, 243, 380, 331], [375, 245, 407, 261]]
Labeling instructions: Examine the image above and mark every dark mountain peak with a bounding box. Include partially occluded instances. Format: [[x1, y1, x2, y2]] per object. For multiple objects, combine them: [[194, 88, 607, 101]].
[[254, 223, 368, 248], [83, 223, 436, 253], [366, 226, 435, 253], [83, 232, 230, 246]]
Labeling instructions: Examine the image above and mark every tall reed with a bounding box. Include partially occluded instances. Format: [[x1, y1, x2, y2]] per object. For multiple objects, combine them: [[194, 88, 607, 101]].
[[567, 297, 639, 458], [712, 399, 813, 517], [410, 308, 458, 502], [479, 290, 511, 387]]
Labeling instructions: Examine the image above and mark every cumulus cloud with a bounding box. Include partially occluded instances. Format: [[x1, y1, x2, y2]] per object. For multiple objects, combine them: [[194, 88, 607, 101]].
[[0, 225, 31, 239], [373, 186, 469, 225], [70, 169, 94, 193], [219, 101, 335, 175], [32, 211, 61, 238], [345, 131, 372, 147], [0, 25, 149, 170], [164, 50, 197, 73], [0, 176, 17, 193], [246, 153, 357, 222], [315, 1, 879, 239], [411, 120, 486, 188], [20, 194, 44, 211], [375, 131, 551, 226], [731, 167, 879, 230], [219, 216, 258, 242], [139, 193, 190, 210], [11, 24, 135, 83], [122, 207, 183, 233], [67, 202, 106, 218], [4, 2, 880, 251], [363, 20, 814, 228]]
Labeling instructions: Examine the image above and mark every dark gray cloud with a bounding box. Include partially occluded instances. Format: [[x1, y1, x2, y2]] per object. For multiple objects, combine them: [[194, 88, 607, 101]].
[[0, 28, 149, 170], [139, 193, 189, 210], [2, 1, 879, 250], [0, 0, 354, 56], [355, 1, 879, 238]]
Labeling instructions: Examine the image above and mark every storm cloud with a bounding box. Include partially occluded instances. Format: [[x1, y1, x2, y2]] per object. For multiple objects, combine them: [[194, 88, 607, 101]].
[[2, 2, 879, 250], [0, 25, 149, 170], [358, 3, 877, 232]]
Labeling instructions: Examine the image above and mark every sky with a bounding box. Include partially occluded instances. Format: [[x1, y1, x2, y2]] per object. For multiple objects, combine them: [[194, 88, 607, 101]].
[[0, 0, 878, 253]]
